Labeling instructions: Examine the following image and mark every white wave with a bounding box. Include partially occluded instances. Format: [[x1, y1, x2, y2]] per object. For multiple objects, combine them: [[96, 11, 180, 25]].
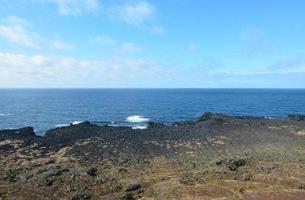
[[55, 121, 84, 128], [72, 121, 84, 125], [0, 113, 11, 117], [132, 125, 147, 130], [55, 123, 70, 128], [126, 115, 149, 123]]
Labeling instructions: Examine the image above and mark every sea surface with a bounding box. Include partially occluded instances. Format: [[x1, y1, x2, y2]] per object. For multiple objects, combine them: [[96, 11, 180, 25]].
[[0, 89, 305, 135]]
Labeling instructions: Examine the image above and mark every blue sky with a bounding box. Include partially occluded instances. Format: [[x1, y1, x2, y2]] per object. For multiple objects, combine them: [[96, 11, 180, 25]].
[[0, 0, 305, 88]]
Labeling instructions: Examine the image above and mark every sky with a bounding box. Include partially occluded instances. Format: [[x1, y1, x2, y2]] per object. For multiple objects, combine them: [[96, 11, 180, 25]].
[[0, 0, 305, 88]]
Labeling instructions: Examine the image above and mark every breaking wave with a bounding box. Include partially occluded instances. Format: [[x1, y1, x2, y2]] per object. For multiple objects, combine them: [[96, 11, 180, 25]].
[[126, 115, 149, 123], [132, 125, 147, 130], [72, 121, 84, 125], [55, 123, 70, 128], [55, 121, 84, 128], [0, 113, 11, 117]]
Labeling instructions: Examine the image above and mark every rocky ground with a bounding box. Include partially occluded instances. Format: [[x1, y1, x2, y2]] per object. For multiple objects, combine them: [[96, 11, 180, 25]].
[[1, 112, 305, 200]]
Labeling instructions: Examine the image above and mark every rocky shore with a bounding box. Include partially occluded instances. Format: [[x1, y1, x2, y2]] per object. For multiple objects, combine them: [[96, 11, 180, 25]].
[[1, 112, 305, 200]]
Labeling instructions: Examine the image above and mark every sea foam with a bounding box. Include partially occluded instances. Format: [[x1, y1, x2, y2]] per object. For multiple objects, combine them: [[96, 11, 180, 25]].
[[132, 125, 147, 130], [126, 115, 149, 123], [72, 121, 84, 125], [55, 121, 84, 128], [0, 113, 11, 116], [55, 123, 70, 128]]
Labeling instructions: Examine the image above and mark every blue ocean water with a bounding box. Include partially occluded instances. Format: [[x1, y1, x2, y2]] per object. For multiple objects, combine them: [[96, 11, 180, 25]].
[[0, 89, 305, 135]]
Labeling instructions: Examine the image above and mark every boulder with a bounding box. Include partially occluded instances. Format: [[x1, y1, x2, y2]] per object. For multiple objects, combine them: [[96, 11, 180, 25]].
[[179, 173, 199, 185], [197, 112, 227, 123], [72, 192, 92, 200], [126, 183, 142, 192], [288, 115, 305, 121], [120, 193, 135, 200], [298, 183, 305, 190], [0, 127, 36, 140], [228, 159, 246, 171], [87, 167, 97, 177], [173, 121, 195, 127], [242, 173, 253, 181], [147, 122, 167, 129]]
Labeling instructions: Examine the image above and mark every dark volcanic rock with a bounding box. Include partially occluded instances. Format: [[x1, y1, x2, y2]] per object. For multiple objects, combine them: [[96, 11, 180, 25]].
[[87, 167, 97, 176], [288, 115, 305, 121], [72, 192, 92, 200], [298, 183, 305, 190], [228, 159, 246, 171], [12, 127, 36, 137], [0, 144, 13, 152], [179, 173, 199, 185], [1, 112, 305, 199], [197, 112, 227, 122], [147, 122, 167, 128], [41, 168, 63, 179], [120, 193, 136, 200], [0, 127, 36, 141], [5, 168, 19, 182], [173, 121, 195, 127], [125, 183, 142, 192], [216, 160, 225, 166], [256, 166, 272, 174], [242, 173, 253, 181]]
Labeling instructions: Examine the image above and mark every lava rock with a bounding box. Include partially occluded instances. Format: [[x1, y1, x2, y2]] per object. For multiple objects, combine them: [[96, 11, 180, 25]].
[[179, 173, 199, 185], [41, 169, 62, 179], [147, 122, 167, 128], [173, 121, 195, 127], [288, 115, 305, 121], [87, 167, 97, 177], [119, 168, 128, 173], [197, 112, 227, 122], [0, 127, 36, 141], [298, 183, 305, 190], [256, 166, 272, 174], [126, 183, 142, 192], [242, 173, 253, 181], [72, 192, 92, 200], [216, 160, 225, 165], [228, 159, 246, 171], [120, 193, 135, 200]]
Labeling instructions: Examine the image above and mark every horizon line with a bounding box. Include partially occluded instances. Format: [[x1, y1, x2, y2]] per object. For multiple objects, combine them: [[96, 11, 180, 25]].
[[0, 87, 305, 90]]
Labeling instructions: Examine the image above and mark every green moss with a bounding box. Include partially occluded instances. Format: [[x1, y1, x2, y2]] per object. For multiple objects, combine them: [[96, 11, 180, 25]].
[[6, 167, 19, 182]]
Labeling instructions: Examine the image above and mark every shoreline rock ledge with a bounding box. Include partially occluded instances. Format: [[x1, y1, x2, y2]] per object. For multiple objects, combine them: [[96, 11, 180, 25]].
[[1, 112, 305, 199]]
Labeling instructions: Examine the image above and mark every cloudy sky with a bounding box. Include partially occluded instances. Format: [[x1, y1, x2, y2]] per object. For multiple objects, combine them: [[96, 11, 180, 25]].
[[0, 0, 305, 88]]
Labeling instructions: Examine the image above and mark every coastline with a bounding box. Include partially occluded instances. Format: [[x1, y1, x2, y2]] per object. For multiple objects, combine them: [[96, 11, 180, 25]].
[[1, 112, 305, 199]]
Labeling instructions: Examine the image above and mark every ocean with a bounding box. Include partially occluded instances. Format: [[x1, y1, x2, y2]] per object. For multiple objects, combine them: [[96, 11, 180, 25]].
[[0, 89, 305, 135]]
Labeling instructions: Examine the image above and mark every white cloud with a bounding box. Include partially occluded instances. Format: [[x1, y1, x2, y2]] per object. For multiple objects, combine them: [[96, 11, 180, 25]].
[[44, 0, 166, 35], [150, 25, 166, 35], [109, 1, 155, 26], [239, 27, 272, 58], [0, 16, 39, 48], [90, 35, 141, 54], [1, 16, 29, 27], [0, 52, 169, 88], [47, 0, 100, 15], [90, 35, 116, 46], [0, 52, 305, 88], [267, 57, 304, 70], [50, 40, 74, 50], [117, 42, 141, 54], [186, 43, 198, 52]]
